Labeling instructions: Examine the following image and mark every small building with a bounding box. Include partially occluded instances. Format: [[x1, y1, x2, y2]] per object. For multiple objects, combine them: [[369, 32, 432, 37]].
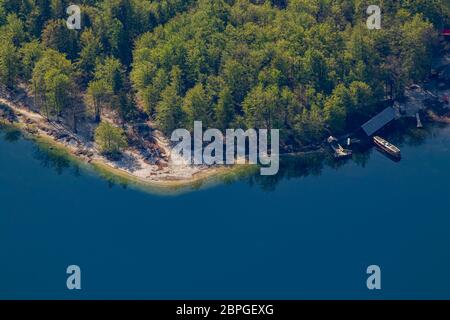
[[361, 107, 397, 136]]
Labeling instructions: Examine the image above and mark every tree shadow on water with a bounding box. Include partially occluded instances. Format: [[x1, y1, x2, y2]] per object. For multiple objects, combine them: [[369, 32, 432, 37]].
[[3, 129, 22, 142], [32, 144, 81, 176], [243, 153, 328, 192], [0, 124, 22, 143], [236, 121, 443, 192]]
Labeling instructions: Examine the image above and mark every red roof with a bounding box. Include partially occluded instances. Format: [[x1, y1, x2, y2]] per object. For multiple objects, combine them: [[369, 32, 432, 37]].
[[442, 29, 450, 36]]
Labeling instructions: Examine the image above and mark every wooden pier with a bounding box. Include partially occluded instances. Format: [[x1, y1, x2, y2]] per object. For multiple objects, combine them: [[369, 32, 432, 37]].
[[327, 136, 352, 159], [416, 113, 423, 128]]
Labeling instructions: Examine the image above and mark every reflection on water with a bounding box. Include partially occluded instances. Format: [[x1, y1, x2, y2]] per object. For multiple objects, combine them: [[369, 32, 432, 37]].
[[0, 119, 445, 194], [3, 129, 22, 142], [0, 124, 129, 189], [32, 142, 132, 190], [246, 153, 326, 192], [242, 119, 442, 191], [0, 124, 22, 142], [32, 145, 73, 176], [2, 120, 450, 299]]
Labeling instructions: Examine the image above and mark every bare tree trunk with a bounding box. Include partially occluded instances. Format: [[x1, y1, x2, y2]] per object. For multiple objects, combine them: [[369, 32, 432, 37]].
[[95, 98, 101, 123]]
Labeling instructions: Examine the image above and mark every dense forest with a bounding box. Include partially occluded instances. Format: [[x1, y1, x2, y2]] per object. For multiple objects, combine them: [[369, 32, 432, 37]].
[[0, 0, 449, 151]]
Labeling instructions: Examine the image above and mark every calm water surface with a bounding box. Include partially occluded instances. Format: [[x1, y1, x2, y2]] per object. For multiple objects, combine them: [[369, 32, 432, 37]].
[[1, 123, 450, 299]]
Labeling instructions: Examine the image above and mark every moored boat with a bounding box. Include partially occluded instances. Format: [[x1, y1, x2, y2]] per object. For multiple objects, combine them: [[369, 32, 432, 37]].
[[373, 136, 401, 158]]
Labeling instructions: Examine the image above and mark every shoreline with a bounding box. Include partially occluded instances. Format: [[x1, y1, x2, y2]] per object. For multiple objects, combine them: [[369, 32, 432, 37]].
[[3, 86, 448, 194], [0, 97, 261, 194], [0, 119, 260, 194], [427, 110, 450, 124]]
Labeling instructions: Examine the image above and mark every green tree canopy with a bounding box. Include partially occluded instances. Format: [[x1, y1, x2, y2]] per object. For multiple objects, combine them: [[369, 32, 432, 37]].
[[94, 121, 128, 155]]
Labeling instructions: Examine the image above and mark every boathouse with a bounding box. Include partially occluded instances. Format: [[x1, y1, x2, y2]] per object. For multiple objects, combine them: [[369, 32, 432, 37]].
[[361, 107, 397, 136]]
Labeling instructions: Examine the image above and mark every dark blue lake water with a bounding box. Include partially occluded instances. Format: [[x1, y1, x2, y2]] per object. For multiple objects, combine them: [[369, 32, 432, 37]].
[[1, 123, 450, 299]]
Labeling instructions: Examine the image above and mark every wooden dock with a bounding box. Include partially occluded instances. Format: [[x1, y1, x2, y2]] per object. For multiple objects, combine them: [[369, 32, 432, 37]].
[[416, 113, 423, 128], [327, 136, 352, 159]]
